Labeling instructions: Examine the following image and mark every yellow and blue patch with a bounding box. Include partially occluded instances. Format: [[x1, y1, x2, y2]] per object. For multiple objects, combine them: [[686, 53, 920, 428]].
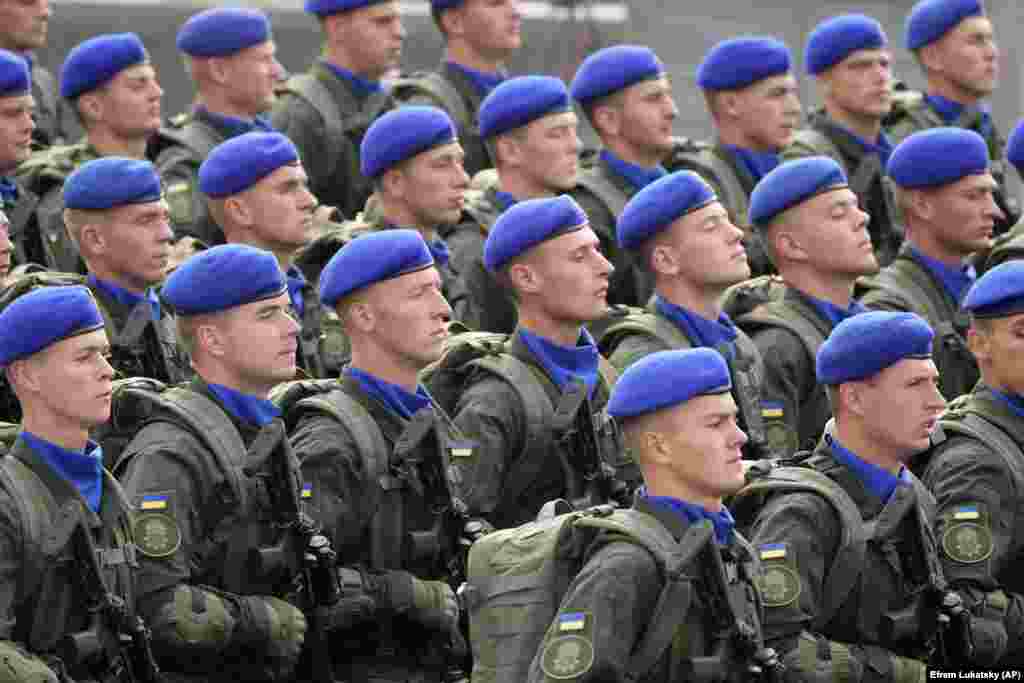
[[557, 612, 586, 633], [301, 483, 313, 499], [140, 494, 168, 511], [761, 401, 784, 420], [450, 441, 474, 458], [759, 543, 787, 560], [953, 504, 979, 520]]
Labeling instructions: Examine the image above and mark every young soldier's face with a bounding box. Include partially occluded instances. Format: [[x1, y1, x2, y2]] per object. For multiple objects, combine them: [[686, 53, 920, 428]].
[[394, 142, 470, 228], [922, 173, 1002, 258], [335, 2, 404, 79], [972, 314, 1024, 395], [615, 76, 678, 159], [666, 392, 747, 501], [929, 16, 999, 99], [731, 73, 801, 152], [92, 64, 163, 138], [822, 48, 893, 121], [0, 215, 11, 281], [660, 201, 749, 289], [99, 199, 174, 290], [450, 0, 522, 58], [361, 266, 452, 370], [242, 163, 318, 253], [854, 358, 945, 459], [29, 328, 114, 430], [0, 93, 34, 171], [219, 40, 284, 115], [214, 293, 300, 391], [524, 226, 612, 325], [0, 0, 49, 52], [515, 111, 582, 193], [784, 188, 878, 278]]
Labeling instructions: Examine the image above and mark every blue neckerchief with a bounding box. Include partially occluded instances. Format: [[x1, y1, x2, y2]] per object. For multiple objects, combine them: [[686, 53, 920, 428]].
[[989, 388, 1024, 420], [600, 150, 668, 192], [835, 124, 893, 166], [0, 176, 18, 209], [21, 432, 104, 513], [908, 246, 975, 303], [654, 295, 738, 360], [207, 383, 281, 427], [827, 434, 910, 503], [324, 61, 383, 99], [805, 294, 866, 328], [18, 52, 33, 73], [286, 265, 307, 317], [87, 273, 161, 321], [517, 327, 601, 399], [723, 145, 780, 182], [925, 94, 992, 139], [428, 238, 450, 267], [346, 366, 431, 420], [445, 61, 506, 96], [196, 106, 275, 138], [493, 190, 518, 212], [642, 487, 735, 545]]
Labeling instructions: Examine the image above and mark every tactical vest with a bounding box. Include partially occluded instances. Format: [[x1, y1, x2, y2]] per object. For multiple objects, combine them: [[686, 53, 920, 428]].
[[294, 280, 334, 379], [856, 251, 978, 400], [591, 304, 771, 459], [981, 217, 1024, 272]]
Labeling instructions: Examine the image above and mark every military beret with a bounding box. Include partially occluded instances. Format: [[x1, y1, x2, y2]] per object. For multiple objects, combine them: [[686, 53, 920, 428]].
[[616, 171, 717, 249], [176, 8, 271, 57], [430, 0, 462, 9], [320, 229, 434, 306], [805, 14, 888, 75], [905, 0, 983, 50], [484, 195, 587, 272], [199, 132, 299, 198], [696, 36, 792, 91], [304, 0, 390, 16], [163, 244, 286, 316], [816, 311, 934, 385], [0, 286, 104, 367], [962, 261, 1024, 319], [60, 33, 148, 99], [748, 157, 848, 227], [360, 106, 457, 178], [887, 127, 989, 189], [479, 75, 571, 139], [607, 348, 732, 419], [570, 44, 664, 105], [0, 50, 30, 98], [1005, 119, 1024, 174], [64, 157, 162, 210]]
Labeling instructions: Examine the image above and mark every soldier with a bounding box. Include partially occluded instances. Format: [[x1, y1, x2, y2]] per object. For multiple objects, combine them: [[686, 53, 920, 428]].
[[0, 286, 150, 683], [783, 14, 902, 266], [16, 33, 163, 273], [528, 348, 778, 682], [858, 128, 995, 400], [886, 0, 1015, 233], [448, 75, 581, 332], [442, 195, 629, 529], [920, 260, 1024, 668], [598, 170, 772, 459], [117, 244, 310, 681], [674, 37, 801, 276], [62, 157, 190, 384], [981, 119, 1024, 271], [288, 229, 475, 682], [739, 157, 875, 456], [271, 0, 401, 218], [0, 0, 68, 148], [746, 310, 1000, 679], [568, 45, 677, 308], [150, 7, 285, 248], [392, 0, 521, 177], [199, 131, 333, 378]]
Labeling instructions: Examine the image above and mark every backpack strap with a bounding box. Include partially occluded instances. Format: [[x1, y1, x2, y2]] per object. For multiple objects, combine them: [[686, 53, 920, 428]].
[[737, 302, 830, 374], [0, 455, 51, 610], [576, 166, 631, 220], [391, 71, 473, 136], [592, 306, 692, 357], [284, 73, 345, 181], [938, 412, 1024, 487]]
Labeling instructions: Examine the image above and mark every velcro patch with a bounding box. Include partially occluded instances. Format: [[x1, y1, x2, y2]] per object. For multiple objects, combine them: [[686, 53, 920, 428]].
[[301, 482, 312, 499], [942, 502, 994, 564], [759, 542, 787, 560], [540, 635, 594, 680], [761, 401, 784, 419], [757, 561, 801, 607], [133, 512, 182, 558], [139, 494, 168, 510], [953, 504, 979, 520], [450, 441, 475, 458]]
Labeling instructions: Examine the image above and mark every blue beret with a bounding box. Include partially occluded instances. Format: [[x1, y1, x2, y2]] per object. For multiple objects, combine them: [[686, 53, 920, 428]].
[[64, 157, 161, 210], [748, 157, 848, 227], [608, 348, 732, 419], [963, 261, 1024, 319], [616, 171, 717, 249], [570, 45, 664, 105], [479, 75, 571, 139], [887, 127, 989, 189], [304, 0, 390, 16], [431, 0, 462, 9], [163, 244, 286, 316], [1004, 119, 1024, 173], [806, 14, 888, 75], [0, 50, 30, 98], [905, 0, 983, 50], [360, 106, 457, 178], [696, 37, 792, 91], [484, 195, 587, 272], [199, 132, 299, 198], [0, 286, 104, 367], [177, 8, 271, 57], [816, 311, 934, 385], [60, 33, 148, 99], [320, 229, 434, 306]]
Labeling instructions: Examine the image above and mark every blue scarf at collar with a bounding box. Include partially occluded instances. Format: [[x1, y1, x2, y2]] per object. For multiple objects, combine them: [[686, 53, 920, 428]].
[[517, 327, 600, 398], [908, 246, 976, 304], [600, 150, 668, 192], [0, 176, 18, 208], [88, 273, 161, 321], [827, 434, 910, 504], [643, 487, 735, 545], [324, 62, 383, 98], [723, 145, 780, 182], [654, 296, 738, 360], [207, 383, 281, 427], [22, 432, 104, 513], [835, 123, 893, 166], [285, 265, 307, 317], [445, 61, 506, 96], [926, 94, 992, 139], [493, 190, 518, 212], [804, 293, 866, 328], [346, 366, 431, 420], [196, 106, 275, 138], [989, 388, 1024, 420]]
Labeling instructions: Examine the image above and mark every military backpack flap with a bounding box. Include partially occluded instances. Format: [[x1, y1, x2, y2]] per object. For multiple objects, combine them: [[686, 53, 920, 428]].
[[720, 275, 787, 321], [463, 502, 713, 683]]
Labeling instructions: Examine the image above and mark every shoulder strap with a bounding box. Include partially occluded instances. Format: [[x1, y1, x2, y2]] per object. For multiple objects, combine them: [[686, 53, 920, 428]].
[[790, 128, 843, 163], [392, 71, 472, 132], [675, 147, 751, 228], [0, 455, 52, 604], [865, 257, 959, 334], [595, 307, 692, 357], [737, 303, 829, 371], [285, 73, 344, 178], [156, 118, 221, 164], [576, 167, 631, 219], [938, 412, 1024, 485]]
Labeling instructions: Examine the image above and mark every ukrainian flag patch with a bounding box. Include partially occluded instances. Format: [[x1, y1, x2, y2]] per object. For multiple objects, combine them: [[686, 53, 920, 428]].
[[450, 441, 475, 458], [557, 612, 587, 632], [761, 401, 784, 419], [759, 543, 787, 560], [953, 504, 980, 520], [140, 494, 168, 511], [301, 483, 312, 499]]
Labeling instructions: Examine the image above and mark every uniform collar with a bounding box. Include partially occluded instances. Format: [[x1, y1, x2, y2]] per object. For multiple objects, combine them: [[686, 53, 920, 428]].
[[323, 61, 383, 99], [517, 327, 600, 398], [206, 383, 281, 427], [492, 189, 518, 212], [654, 295, 737, 359], [599, 149, 668, 192], [285, 265, 307, 317], [832, 121, 893, 165], [345, 366, 431, 420], [988, 388, 1024, 420], [0, 176, 18, 209], [194, 105, 275, 138], [641, 486, 735, 545], [826, 433, 910, 503], [907, 245, 975, 303], [804, 293, 866, 328], [21, 431, 104, 513], [722, 144, 780, 182], [444, 60, 506, 96], [88, 273, 161, 320], [925, 94, 992, 137]]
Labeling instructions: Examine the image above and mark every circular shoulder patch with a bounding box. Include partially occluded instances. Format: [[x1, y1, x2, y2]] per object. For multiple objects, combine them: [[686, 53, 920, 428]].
[[764, 421, 798, 457], [540, 635, 595, 680], [133, 511, 182, 558], [756, 564, 801, 607], [941, 522, 993, 564]]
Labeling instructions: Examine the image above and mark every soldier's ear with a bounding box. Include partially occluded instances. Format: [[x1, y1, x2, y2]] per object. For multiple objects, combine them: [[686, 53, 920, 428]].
[[649, 242, 680, 277], [207, 56, 232, 86], [840, 382, 868, 419], [438, 5, 464, 38], [591, 103, 621, 138], [223, 196, 252, 229], [773, 229, 807, 264], [916, 43, 943, 73], [347, 299, 376, 333], [507, 260, 541, 295], [77, 92, 103, 125], [966, 324, 991, 364]]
